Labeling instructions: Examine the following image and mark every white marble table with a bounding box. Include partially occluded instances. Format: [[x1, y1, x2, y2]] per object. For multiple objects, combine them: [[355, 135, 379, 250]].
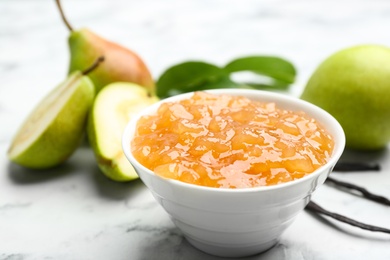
[[1, 0, 390, 259]]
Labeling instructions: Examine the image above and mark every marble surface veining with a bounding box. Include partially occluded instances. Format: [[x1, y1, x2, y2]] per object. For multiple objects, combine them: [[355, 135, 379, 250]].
[[1, 0, 390, 259]]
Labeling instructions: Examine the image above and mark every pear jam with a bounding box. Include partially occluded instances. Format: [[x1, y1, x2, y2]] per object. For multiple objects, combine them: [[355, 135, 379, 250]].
[[131, 92, 334, 188]]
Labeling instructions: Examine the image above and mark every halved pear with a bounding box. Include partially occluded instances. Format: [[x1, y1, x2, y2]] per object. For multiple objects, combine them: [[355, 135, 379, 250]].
[[8, 72, 95, 169], [88, 83, 158, 181]]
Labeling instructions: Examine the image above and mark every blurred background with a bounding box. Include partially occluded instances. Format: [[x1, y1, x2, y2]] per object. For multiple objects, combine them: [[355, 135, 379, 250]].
[[2, 0, 390, 113], [1, 0, 390, 259]]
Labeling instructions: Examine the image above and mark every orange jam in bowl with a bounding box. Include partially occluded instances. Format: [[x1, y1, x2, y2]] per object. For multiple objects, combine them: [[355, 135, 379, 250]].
[[131, 92, 334, 189]]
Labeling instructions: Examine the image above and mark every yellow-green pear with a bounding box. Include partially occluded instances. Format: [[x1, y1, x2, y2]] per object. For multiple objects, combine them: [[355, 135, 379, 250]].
[[301, 45, 390, 150], [7, 58, 104, 169], [55, 0, 155, 94], [88, 83, 158, 181]]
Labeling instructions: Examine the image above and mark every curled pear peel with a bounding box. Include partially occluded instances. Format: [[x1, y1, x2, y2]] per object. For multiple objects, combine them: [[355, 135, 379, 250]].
[[55, 0, 155, 94], [87, 83, 159, 181]]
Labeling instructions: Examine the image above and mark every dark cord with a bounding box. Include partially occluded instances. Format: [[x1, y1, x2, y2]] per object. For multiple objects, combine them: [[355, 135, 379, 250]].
[[333, 162, 380, 172], [326, 176, 390, 206], [306, 201, 390, 234]]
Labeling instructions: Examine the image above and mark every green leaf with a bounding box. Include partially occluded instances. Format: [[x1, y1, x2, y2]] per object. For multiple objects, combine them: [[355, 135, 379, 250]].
[[244, 79, 291, 91], [224, 56, 297, 84], [156, 56, 297, 97], [156, 61, 227, 98], [198, 76, 241, 90]]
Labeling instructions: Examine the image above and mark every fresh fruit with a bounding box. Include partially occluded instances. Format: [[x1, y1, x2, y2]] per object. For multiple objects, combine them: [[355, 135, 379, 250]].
[[55, 0, 155, 94], [7, 58, 104, 169], [301, 45, 390, 150], [88, 83, 159, 181]]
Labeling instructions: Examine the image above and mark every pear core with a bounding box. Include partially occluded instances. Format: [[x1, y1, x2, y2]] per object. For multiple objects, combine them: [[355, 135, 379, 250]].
[[88, 82, 158, 181]]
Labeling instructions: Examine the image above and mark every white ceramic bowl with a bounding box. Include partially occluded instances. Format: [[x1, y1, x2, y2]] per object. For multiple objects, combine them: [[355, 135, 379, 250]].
[[122, 89, 345, 257]]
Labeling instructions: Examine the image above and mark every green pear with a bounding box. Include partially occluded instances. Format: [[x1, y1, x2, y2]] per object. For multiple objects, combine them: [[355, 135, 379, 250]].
[[87, 82, 158, 181], [55, 0, 155, 94], [301, 45, 390, 150], [7, 58, 104, 169]]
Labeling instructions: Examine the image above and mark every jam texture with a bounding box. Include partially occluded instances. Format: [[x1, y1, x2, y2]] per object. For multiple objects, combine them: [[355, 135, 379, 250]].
[[131, 92, 334, 188]]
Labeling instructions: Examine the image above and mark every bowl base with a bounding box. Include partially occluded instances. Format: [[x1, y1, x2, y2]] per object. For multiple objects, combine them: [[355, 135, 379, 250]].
[[185, 236, 278, 258]]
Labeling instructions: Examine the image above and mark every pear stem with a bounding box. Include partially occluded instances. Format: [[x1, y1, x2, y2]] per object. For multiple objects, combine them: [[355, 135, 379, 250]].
[[55, 0, 74, 31], [82, 56, 105, 75]]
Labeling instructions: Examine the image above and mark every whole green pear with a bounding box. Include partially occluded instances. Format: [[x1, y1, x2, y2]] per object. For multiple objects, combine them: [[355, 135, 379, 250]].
[[55, 0, 155, 94], [301, 45, 390, 150], [68, 29, 155, 94]]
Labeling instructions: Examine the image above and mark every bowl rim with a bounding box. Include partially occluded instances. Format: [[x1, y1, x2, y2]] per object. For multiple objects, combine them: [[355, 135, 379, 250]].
[[122, 88, 345, 194]]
